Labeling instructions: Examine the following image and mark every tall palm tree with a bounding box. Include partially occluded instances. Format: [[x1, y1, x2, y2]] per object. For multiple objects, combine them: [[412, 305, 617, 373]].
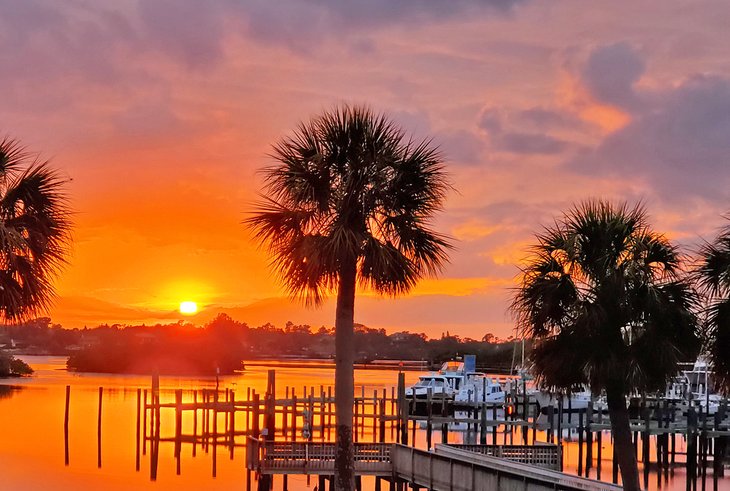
[[696, 220, 730, 392], [246, 105, 451, 490], [511, 200, 699, 491], [0, 137, 71, 320]]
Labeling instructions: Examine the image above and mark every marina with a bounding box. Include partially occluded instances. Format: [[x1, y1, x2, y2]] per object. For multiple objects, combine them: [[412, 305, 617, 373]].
[[105, 364, 730, 490]]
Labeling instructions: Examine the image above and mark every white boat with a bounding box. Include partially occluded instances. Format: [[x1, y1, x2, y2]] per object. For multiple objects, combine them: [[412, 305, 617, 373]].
[[534, 387, 593, 414], [454, 372, 505, 404], [679, 357, 721, 414], [405, 374, 456, 400]]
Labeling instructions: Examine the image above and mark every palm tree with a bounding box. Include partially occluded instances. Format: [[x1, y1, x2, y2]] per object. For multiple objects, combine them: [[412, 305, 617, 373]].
[[696, 220, 730, 392], [511, 200, 699, 491], [246, 105, 451, 491], [0, 137, 71, 320]]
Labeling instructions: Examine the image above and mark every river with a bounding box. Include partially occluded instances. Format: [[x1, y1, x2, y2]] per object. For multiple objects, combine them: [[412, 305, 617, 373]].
[[0, 356, 724, 490]]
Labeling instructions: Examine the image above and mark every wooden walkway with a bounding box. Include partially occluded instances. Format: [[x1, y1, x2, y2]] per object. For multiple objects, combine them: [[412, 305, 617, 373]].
[[393, 444, 623, 491], [246, 439, 621, 491]]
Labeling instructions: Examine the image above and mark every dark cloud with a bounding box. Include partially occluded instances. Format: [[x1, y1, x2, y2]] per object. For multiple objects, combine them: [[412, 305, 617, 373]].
[[497, 132, 568, 155], [580, 42, 646, 109], [389, 110, 486, 165], [516, 107, 585, 130], [437, 130, 485, 164], [478, 107, 573, 155], [478, 108, 503, 135], [574, 74, 730, 203], [137, 0, 229, 68]]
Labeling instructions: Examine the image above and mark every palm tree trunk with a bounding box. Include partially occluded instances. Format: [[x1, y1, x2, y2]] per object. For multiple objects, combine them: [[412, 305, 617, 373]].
[[334, 256, 357, 491], [606, 386, 640, 491]]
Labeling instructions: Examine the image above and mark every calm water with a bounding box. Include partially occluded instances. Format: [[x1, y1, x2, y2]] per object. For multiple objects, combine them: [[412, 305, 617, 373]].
[[0, 356, 725, 490]]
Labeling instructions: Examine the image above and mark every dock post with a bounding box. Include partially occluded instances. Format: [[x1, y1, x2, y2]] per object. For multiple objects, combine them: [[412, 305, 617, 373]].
[[586, 400, 593, 476], [379, 394, 386, 442], [397, 372, 407, 445], [328, 386, 333, 440], [492, 403, 498, 444], [229, 390, 236, 458], [578, 408, 584, 476], [612, 440, 619, 484], [354, 389, 360, 443], [175, 389, 182, 475], [642, 401, 650, 491], [426, 388, 433, 450], [557, 396, 563, 445], [64, 385, 70, 466], [252, 391, 260, 438], [212, 388, 218, 478], [142, 389, 148, 455], [135, 387, 141, 471], [480, 403, 487, 444], [441, 388, 448, 444], [193, 391, 198, 457], [688, 405, 698, 490], [291, 390, 297, 442], [597, 429, 603, 481], [547, 404, 554, 444], [372, 389, 378, 443], [97, 386, 103, 469]]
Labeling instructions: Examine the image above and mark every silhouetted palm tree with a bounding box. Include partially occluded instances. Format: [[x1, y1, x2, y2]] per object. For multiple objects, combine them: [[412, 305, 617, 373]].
[[246, 105, 451, 491], [0, 137, 71, 320], [696, 220, 730, 392], [511, 200, 699, 491]]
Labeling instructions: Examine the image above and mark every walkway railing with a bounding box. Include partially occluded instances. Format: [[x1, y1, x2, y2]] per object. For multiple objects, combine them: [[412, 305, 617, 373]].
[[247, 437, 392, 475], [444, 443, 562, 470]]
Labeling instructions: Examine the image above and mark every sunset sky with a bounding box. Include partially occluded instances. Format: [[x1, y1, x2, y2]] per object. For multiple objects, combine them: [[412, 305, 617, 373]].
[[2, 1, 729, 339]]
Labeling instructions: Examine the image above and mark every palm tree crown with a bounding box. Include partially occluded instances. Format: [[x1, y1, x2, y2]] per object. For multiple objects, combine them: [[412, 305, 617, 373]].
[[512, 200, 700, 392], [696, 221, 730, 391], [247, 105, 451, 303], [0, 137, 71, 320]]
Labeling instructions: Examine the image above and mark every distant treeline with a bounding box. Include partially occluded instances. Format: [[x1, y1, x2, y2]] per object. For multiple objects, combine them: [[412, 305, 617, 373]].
[[0, 315, 529, 375]]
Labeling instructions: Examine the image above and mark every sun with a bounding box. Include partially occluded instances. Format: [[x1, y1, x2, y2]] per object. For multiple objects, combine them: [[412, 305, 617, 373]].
[[179, 301, 198, 315]]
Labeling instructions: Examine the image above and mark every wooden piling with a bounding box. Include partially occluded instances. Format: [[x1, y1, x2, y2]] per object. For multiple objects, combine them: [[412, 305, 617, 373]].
[[175, 389, 182, 475], [397, 372, 407, 445], [193, 391, 198, 457], [229, 390, 236, 459], [212, 389, 218, 478], [578, 408, 584, 476], [135, 387, 141, 471], [97, 386, 103, 468], [64, 385, 70, 466]]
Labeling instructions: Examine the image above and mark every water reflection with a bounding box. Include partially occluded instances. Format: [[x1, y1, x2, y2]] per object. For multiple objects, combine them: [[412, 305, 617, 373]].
[[0, 384, 23, 399], [0, 356, 724, 491]]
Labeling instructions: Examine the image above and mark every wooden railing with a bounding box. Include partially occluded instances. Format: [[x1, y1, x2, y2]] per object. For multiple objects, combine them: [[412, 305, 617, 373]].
[[444, 443, 562, 470], [246, 437, 392, 475]]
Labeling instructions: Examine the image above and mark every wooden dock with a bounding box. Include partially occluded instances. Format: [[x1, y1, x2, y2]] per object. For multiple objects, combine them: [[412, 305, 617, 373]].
[[64, 368, 730, 490], [246, 440, 610, 491]]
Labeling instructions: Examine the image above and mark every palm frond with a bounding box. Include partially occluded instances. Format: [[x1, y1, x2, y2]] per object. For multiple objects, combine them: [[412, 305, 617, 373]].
[[512, 199, 699, 393], [0, 139, 72, 321]]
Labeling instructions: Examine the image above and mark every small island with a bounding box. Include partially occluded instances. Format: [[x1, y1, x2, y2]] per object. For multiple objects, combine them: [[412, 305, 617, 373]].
[[1, 314, 523, 376]]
